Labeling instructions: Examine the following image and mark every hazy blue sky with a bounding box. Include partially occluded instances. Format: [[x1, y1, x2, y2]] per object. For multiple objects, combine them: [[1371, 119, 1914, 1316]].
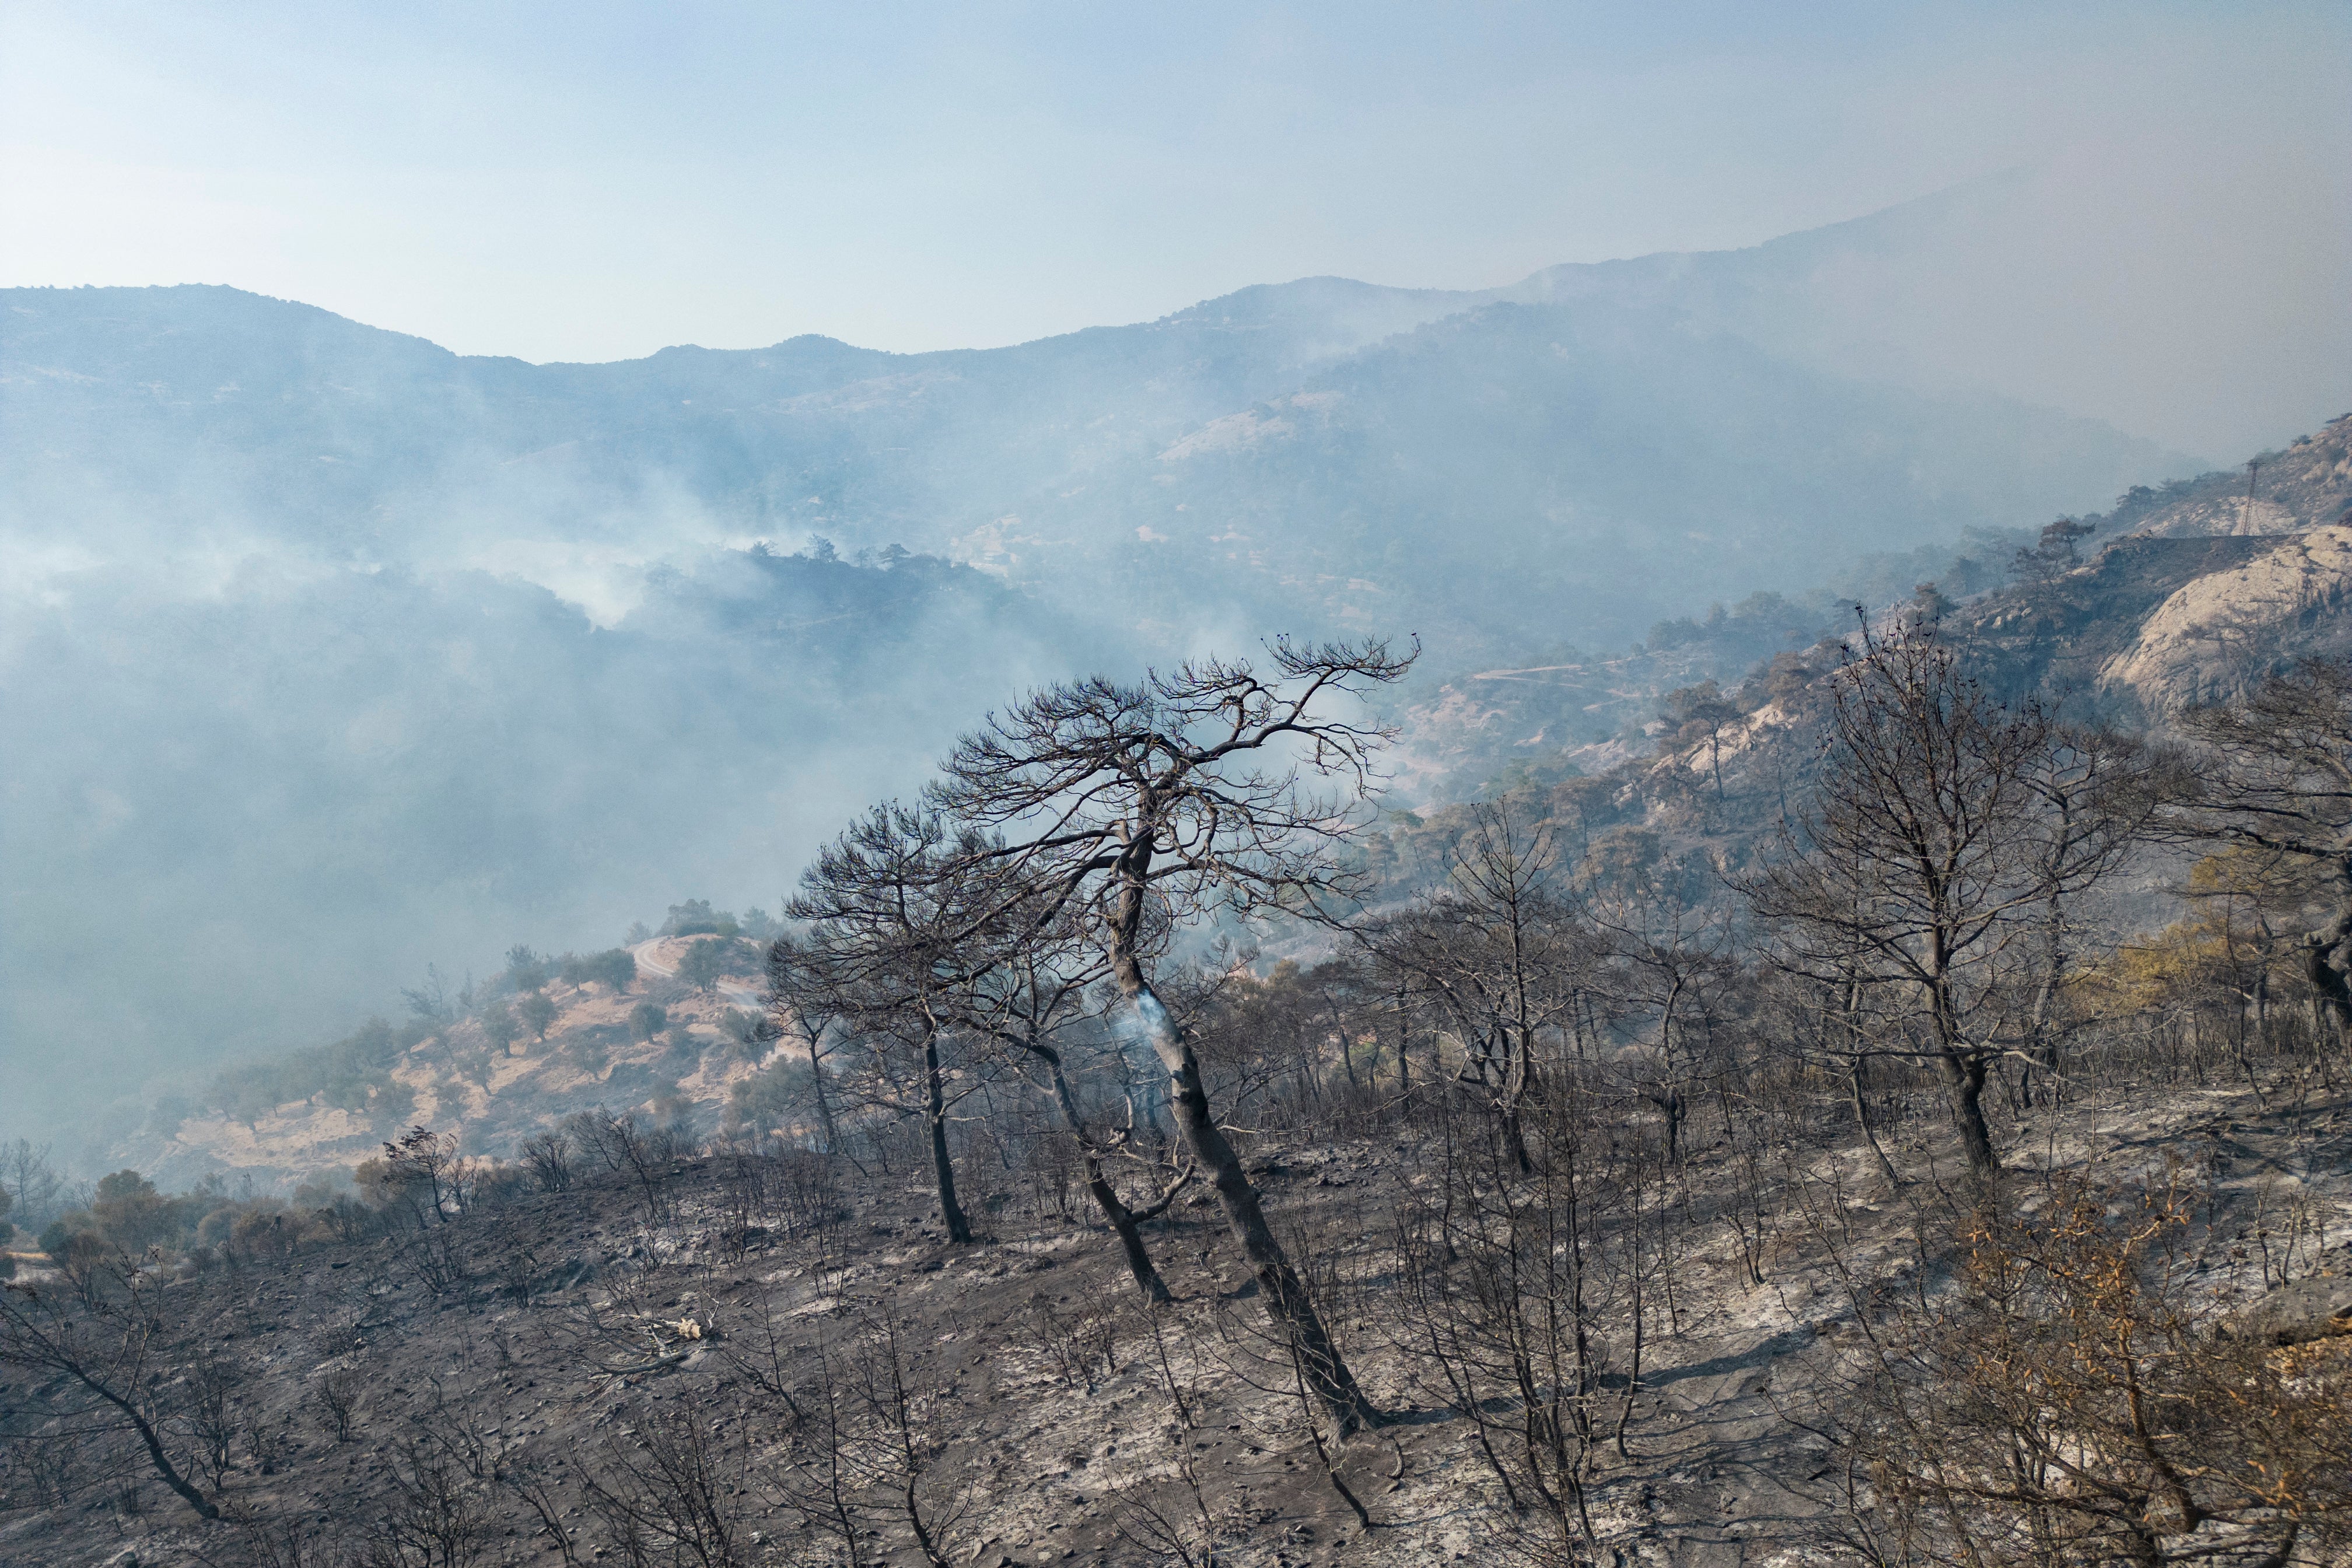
[[3, 1, 2346, 369]]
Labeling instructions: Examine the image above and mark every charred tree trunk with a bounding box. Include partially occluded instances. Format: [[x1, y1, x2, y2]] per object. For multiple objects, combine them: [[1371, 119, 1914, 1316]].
[[2304, 904, 2352, 1038], [1031, 1038, 1174, 1303], [1499, 1027, 1536, 1177], [1849, 1058, 1903, 1187], [0, 1303, 220, 1522], [1499, 1104, 1533, 1177], [1929, 963, 1999, 1178], [921, 1026, 973, 1244], [1392, 986, 1411, 1097], [807, 1037, 839, 1154], [1083, 1158, 1174, 1305], [1935, 1047, 1997, 1178], [93, 1377, 219, 1520], [1842, 978, 1903, 1186], [1110, 949, 1381, 1434], [2020, 887, 2070, 1108]]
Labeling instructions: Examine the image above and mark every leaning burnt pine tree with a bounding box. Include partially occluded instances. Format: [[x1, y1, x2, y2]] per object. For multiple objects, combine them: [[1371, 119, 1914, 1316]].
[[929, 635, 1416, 1433]]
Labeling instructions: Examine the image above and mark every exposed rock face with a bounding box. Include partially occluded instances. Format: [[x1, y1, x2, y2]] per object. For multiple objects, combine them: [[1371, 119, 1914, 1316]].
[[2101, 525, 2352, 710], [1944, 421, 2352, 716]]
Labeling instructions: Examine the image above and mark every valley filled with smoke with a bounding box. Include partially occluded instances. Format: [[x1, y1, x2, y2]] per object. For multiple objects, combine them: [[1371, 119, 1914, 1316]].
[[0, 173, 2322, 1154]]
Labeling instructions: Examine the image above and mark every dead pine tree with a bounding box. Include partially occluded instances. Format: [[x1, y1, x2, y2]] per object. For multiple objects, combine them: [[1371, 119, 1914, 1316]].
[[929, 635, 1414, 1434]]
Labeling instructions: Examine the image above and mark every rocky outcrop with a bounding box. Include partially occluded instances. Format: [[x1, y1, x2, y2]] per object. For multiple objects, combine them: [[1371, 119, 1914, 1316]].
[[2220, 1272, 2352, 1347], [2101, 525, 2352, 710]]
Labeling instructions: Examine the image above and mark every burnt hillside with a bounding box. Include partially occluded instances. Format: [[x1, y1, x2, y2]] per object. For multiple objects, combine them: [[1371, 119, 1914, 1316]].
[[5, 1037, 2347, 1567]]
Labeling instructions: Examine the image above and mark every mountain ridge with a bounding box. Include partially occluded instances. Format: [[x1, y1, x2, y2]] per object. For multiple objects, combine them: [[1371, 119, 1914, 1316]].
[[1, 274, 2189, 656], [0, 173, 2028, 370]]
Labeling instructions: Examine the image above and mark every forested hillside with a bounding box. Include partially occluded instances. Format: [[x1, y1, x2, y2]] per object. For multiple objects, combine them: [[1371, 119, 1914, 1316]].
[[1, 276, 2176, 656]]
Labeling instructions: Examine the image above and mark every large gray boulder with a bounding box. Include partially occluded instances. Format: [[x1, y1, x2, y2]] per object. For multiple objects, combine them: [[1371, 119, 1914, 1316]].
[[2221, 1272, 2352, 1346]]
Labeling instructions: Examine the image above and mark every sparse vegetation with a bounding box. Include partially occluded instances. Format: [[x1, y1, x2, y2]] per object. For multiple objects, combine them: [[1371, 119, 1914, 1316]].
[[560, 947, 638, 993], [517, 991, 558, 1041]]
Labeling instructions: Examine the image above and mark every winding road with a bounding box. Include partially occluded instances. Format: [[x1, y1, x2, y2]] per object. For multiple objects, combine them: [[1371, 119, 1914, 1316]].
[[629, 936, 765, 1008]]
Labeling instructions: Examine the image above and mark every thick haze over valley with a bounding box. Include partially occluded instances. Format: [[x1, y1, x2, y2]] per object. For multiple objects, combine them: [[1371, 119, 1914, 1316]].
[[2, 1, 2348, 1154]]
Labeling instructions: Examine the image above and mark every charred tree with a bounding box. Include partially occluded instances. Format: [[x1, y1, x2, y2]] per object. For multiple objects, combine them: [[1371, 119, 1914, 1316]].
[[1738, 622, 2140, 1178], [929, 636, 1415, 1433], [2171, 659, 2352, 1038]]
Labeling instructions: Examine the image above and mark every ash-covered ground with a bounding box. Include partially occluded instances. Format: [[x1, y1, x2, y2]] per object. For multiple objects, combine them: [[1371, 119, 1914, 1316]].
[[8, 1056, 2346, 1568]]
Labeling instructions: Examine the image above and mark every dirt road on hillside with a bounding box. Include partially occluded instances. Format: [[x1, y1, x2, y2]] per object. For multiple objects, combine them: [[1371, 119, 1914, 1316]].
[[631, 936, 764, 1007]]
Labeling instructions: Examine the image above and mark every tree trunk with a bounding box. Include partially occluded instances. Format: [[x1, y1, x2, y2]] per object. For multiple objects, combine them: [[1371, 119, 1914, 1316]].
[[2021, 901, 2067, 1108], [2303, 905, 2352, 1037], [1925, 965, 1999, 1177], [1110, 956, 1381, 1433], [90, 1378, 218, 1520], [1654, 1088, 1685, 1164], [1084, 1158, 1173, 1304], [2021, 968, 2056, 1108], [807, 1037, 839, 1154], [1499, 1027, 1536, 1176], [1849, 1059, 1903, 1187], [1936, 1049, 1998, 1177], [1657, 975, 1688, 1164], [1031, 1039, 1173, 1302], [1392, 987, 1411, 1097], [1500, 1102, 1533, 1177], [922, 1028, 973, 1244]]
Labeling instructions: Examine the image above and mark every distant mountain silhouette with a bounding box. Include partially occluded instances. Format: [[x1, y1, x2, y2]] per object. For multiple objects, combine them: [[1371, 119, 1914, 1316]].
[[5, 216, 2185, 657]]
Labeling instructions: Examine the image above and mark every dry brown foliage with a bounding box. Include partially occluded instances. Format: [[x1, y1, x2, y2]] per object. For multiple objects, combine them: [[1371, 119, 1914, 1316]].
[[1812, 1175, 2350, 1566]]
